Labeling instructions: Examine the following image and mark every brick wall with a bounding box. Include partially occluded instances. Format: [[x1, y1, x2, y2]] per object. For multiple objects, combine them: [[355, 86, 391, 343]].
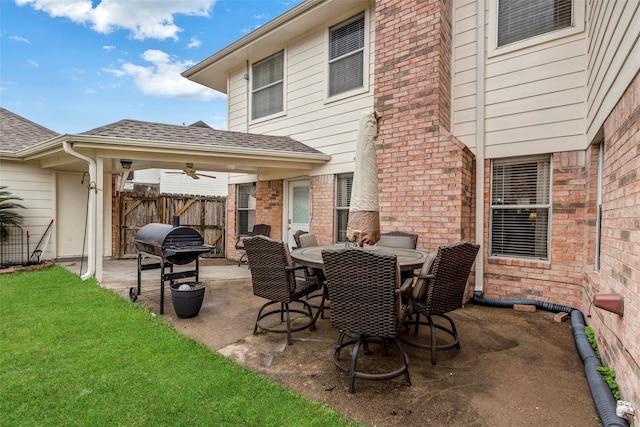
[[586, 71, 640, 409], [374, 0, 475, 253], [482, 150, 591, 307], [310, 175, 335, 245]]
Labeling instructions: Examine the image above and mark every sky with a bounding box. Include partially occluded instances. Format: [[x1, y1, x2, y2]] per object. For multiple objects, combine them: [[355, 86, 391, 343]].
[[0, 0, 304, 134]]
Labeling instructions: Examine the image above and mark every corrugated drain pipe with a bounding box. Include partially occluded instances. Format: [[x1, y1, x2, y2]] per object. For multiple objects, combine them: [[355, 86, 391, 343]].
[[63, 141, 96, 280], [472, 292, 628, 427]]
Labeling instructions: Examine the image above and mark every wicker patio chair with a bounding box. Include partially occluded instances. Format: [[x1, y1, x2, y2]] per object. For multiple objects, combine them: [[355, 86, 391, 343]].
[[377, 231, 419, 283], [244, 235, 319, 345], [292, 229, 308, 249], [377, 231, 419, 249], [321, 248, 411, 393], [298, 232, 329, 319], [399, 241, 480, 364], [235, 223, 271, 267]]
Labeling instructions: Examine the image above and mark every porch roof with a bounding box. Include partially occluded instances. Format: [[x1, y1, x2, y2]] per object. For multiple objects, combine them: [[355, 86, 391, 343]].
[[3, 117, 331, 176]]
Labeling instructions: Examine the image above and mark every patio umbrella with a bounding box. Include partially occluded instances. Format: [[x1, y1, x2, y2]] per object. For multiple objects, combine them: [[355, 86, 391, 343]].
[[347, 111, 381, 246]]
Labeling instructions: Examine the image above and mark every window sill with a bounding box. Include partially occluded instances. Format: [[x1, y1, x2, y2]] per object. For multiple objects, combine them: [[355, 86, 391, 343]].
[[488, 256, 551, 269]]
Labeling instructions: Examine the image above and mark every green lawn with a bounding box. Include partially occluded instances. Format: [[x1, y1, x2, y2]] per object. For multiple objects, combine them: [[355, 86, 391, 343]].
[[0, 265, 356, 426]]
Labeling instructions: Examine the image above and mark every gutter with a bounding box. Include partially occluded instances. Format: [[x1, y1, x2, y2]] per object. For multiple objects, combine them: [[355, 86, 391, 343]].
[[62, 141, 96, 280]]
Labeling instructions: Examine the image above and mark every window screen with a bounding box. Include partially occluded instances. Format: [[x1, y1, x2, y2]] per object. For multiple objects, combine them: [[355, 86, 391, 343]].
[[490, 156, 551, 259], [329, 13, 364, 97], [335, 174, 353, 243], [497, 0, 573, 47], [252, 51, 284, 120], [237, 183, 256, 236]]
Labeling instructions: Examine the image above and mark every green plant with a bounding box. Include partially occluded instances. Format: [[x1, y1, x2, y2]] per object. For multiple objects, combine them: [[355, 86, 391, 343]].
[[585, 326, 601, 360], [0, 185, 25, 241], [596, 366, 621, 400], [586, 326, 622, 401]]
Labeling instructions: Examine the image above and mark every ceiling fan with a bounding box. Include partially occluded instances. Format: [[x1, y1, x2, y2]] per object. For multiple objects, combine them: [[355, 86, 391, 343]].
[[166, 163, 217, 180]]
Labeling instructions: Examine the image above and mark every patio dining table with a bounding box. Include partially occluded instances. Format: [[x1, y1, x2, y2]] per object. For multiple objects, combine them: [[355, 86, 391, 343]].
[[290, 244, 430, 271]]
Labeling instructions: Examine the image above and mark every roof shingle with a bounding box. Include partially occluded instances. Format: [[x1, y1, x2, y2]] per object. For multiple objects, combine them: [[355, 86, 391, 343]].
[[0, 108, 59, 154]]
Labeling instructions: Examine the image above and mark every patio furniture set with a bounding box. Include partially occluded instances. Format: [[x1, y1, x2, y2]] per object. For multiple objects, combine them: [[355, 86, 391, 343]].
[[241, 230, 480, 393]]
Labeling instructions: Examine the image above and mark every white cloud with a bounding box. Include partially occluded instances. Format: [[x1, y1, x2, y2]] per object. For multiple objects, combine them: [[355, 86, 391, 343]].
[[108, 49, 222, 100], [186, 37, 201, 49], [10, 35, 31, 43], [16, 0, 216, 40], [103, 45, 115, 52], [28, 59, 39, 67]]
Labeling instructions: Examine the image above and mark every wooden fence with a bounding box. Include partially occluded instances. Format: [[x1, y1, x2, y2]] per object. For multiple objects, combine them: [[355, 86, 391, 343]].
[[115, 192, 227, 258]]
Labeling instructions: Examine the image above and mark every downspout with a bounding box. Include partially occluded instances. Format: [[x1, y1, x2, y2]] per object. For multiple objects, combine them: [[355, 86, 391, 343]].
[[63, 141, 96, 280], [245, 59, 250, 133], [474, 0, 486, 292]]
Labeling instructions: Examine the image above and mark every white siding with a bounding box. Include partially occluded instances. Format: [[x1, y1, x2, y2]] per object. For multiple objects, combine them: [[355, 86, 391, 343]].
[[133, 169, 228, 196], [0, 160, 55, 261], [227, 5, 375, 180], [159, 171, 228, 196], [452, 0, 478, 149], [452, 0, 589, 159], [585, 0, 640, 143]]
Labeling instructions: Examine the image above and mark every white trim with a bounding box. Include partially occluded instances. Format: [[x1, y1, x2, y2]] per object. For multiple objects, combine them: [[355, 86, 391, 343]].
[[249, 49, 288, 124], [487, 0, 586, 58], [324, 8, 370, 103]]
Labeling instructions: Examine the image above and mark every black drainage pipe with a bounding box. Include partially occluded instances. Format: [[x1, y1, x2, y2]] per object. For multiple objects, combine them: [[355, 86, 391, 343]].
[[472, 292, 628, 427]]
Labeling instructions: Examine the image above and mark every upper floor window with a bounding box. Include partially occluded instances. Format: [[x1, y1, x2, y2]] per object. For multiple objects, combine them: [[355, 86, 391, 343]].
[[328, 13, 364, 97], [490, 156, 551, 260], [252, 51, 284, 120], [497, 0, 573, 47]]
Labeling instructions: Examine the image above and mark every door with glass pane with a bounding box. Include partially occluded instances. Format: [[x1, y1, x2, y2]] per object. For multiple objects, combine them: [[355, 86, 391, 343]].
[[286, 180, 310, 247]]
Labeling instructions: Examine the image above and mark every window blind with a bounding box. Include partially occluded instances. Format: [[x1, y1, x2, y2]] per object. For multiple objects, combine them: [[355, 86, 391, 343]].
[[335, 174, 353, 242], [490, 156, 551, 259], [252, 51, 284, 119], [497, 0, 573, 47], [329, 13, 364, 97]]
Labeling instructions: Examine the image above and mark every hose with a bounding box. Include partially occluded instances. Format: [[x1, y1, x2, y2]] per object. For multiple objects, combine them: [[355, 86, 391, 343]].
[[472, 292, 628, 427]]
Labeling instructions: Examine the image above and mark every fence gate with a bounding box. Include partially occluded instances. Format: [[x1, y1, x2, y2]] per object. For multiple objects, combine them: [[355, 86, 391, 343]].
[[115, 192, 226, 258]]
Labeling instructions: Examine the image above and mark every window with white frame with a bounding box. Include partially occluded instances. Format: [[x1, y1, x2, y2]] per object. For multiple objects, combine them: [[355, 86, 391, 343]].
[[490, 156, 551, 260], [252, 51, 284, 120], [335, 173, 353, 243], [237, 183, 256, 236], [328, 13, 364, 97], [497, 0, 573, 47]]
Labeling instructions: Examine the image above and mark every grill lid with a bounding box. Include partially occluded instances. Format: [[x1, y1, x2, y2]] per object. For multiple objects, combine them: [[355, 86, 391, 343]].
[[134, 223, 213, 265]]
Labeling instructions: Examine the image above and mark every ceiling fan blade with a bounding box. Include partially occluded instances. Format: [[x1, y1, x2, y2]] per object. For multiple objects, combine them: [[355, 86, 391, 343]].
[[186, 171, 200, 179], [196, 173, 217, 179]]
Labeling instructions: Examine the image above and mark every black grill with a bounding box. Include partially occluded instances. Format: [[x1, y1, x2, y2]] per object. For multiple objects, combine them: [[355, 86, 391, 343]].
[[131, 220, 213, 314], [134, 223, 212, 265]]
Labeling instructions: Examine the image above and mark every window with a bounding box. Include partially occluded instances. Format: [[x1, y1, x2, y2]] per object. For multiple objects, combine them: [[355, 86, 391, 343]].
[[490, 156, 551, 260], [252, 51, 284, 120], [329, 13, 364, 97], [595, 143, 603, 271], [335, 173, 353, 243], [497, 0, 573, 47], [237, 183, 256, 236]]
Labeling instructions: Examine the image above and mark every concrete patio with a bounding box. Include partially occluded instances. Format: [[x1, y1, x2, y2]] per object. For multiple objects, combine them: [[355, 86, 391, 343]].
[[61, 257, 602, 426]]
